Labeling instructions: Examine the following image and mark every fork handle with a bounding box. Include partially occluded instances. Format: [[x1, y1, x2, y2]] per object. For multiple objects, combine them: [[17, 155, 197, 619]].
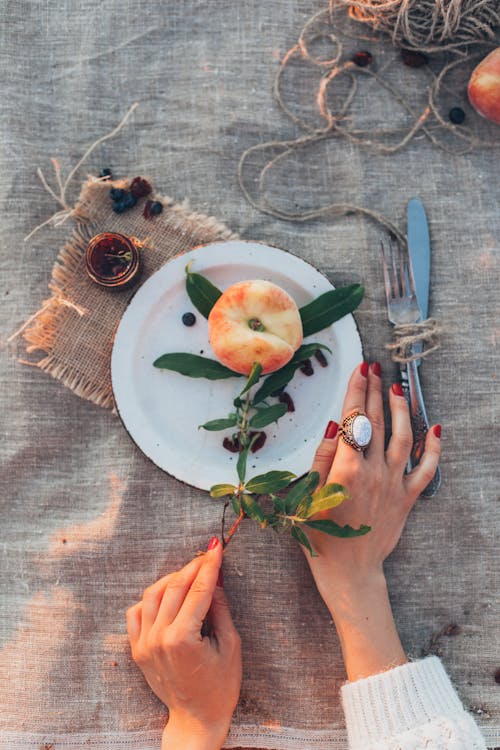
[[400, 360, 441, 497]]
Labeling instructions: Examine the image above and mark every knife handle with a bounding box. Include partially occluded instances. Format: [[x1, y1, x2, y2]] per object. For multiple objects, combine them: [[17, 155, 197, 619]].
[[401, 360, 441, 497]]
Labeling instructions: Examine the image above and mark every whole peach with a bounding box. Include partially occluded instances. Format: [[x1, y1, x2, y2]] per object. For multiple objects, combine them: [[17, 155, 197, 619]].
[[208, 279, 303, 375], [468, 47, 500, 125]]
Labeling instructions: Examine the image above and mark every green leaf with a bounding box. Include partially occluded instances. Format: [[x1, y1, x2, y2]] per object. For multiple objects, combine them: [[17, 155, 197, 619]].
[[240, 362, 262, 396], [290, 342, 332, 364], [237, 446, 249, 483], [210, 483, 237, 498], [153, 353, 241, 380], [284, 471, 320, 514], [249, 403, 288, 428], [299, 284, 364, 337], [304, 519, 371, 537], [252, 361, 300, 404], [231, 495, 241, 515], [291, 524, 317, 557], [240, 494, 266, 526], [185, 264, 222, 318], [199, 416, 238, 431], [272, 495, 286, 514], [245, 470, 297, 494], [303, 483, 350, 517]]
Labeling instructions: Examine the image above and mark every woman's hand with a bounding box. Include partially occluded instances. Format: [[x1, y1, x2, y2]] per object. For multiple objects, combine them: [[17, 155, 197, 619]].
[[126, 537, 242, 750], [306, 361, 441, 680]]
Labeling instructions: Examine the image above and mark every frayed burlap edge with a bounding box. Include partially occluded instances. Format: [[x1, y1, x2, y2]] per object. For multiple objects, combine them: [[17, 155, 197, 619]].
[[9, 176, 238, 410]]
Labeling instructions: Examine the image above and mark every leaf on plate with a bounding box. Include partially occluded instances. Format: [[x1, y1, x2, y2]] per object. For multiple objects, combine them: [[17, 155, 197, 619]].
[[185, 264, 222, 318], [210, 483, 237, 498], [249, 403, 288, 429], [240, 362, 262, 396], [245, 470, 296, 495], [304, 519, 371, 537], [290, 342, 332, 364], [153, 353, 241, 380], [199, 416, 238, 431], [252, 362, 299, 404], [237, 445, 249, 483], [299, 284, 364, 337]]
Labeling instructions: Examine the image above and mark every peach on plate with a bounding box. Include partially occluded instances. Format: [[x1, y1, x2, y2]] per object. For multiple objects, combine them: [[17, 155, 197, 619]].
[[468, 48, 500, 125], [208, 279, 303, 375]]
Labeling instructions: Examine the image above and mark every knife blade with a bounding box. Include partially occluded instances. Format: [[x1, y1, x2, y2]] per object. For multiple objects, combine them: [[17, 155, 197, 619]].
[[407, 197, 430, 365], [405, 197, 441, 495]]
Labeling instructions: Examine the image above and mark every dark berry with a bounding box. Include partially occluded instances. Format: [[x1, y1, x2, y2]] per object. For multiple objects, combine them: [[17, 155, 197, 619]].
[[182, 312, 196, 326], [249, 431, 267, 453], [149, 201, 163, 216], [494, 668, 500, 685], [449, 107, 465, 125], [109, 188, 125, 201], [279, 392, 295, 412], [130, 176, 152, 198], [314, 349, 328, 367], [300, 358, 314, 376], [223, 436, 240, 453], [100, 168, 112, 179], [401, 49, 428, 68], [112, 200, 127, 214], [352, 50, 372, 67], [122, 192, 137, 209]]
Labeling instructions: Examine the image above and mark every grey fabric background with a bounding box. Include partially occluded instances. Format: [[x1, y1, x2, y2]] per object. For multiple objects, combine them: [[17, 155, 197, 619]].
[[0, 1, 499, 748]]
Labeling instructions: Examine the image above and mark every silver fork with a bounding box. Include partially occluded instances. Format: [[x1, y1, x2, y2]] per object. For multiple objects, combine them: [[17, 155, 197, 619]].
[[381, 238, 441, 497]]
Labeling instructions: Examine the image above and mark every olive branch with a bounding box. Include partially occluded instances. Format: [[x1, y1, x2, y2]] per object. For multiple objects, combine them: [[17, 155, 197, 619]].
[[153, 264, 370, 555]]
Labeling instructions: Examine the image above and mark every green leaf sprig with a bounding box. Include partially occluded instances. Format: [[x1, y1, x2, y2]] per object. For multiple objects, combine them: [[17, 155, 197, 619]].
[[153, 263, 369, 555]]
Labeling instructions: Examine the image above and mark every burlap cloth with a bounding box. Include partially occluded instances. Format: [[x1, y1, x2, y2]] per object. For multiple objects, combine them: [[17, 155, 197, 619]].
[[13, 177, 238, 409], [1, 1, 499, 749]]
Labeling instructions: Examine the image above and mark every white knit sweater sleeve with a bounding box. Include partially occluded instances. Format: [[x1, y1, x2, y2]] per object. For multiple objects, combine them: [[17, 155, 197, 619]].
[[341, 657, 486, 750]]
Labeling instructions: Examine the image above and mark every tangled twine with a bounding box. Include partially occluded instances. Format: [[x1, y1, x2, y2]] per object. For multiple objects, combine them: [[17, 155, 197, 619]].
[[386, 318, 442, 363], [342, 0, 500, 53], [238, 2, 499, 239]]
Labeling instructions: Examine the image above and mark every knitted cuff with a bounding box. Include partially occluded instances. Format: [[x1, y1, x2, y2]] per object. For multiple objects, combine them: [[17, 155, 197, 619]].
[[341, 657, 465, 748]]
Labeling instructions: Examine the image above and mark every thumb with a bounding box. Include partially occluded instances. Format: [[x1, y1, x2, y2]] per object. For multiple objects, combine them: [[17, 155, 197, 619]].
[[209, 580, 239, 648]]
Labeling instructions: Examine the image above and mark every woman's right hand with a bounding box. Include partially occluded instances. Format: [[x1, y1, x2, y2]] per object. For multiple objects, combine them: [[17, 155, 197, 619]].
[[305, 361, 441, 679]]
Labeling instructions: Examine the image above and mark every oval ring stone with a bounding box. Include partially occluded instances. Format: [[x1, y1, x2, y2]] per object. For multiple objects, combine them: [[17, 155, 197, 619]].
[[352, 414, 372, 447]]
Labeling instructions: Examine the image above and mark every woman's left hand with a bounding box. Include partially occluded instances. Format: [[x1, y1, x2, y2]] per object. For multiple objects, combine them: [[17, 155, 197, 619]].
[[126, 537, 242, 750]]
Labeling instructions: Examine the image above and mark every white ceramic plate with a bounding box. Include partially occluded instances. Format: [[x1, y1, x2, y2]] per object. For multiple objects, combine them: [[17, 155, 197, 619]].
[[111, 240, 363, 490]]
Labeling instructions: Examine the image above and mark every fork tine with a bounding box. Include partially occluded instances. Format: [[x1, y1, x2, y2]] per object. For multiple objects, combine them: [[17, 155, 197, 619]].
[[380, 241, 392, 305], [395, 236, 408, 298], [390, 237, 399, 298]]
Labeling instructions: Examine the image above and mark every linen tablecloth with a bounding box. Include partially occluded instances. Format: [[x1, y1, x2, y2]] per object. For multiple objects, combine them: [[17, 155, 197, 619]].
[[1, 2, 499, 748]]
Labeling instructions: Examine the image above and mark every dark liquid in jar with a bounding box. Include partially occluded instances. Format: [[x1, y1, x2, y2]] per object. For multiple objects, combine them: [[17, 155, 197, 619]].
[[89, 236, 133, 279]]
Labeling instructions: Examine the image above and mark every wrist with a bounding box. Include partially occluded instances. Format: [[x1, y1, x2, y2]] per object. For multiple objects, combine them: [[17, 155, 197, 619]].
[[162, 714, 228, 750], [320, 565, 387, 622], [323, 568, 407, 681]]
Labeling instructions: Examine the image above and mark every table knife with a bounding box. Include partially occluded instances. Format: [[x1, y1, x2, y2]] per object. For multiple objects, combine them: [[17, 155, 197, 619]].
[[403, 197, 441, 496]]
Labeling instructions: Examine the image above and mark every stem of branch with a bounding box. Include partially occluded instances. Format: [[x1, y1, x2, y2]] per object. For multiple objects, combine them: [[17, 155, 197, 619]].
[[223, 509, 245, 548]]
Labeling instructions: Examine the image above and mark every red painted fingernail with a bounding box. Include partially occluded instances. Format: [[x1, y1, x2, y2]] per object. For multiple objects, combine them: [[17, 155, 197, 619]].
[[391, 382, 404, 397], [207, 536, 219, 551], [324, 420, 338, 439], [360, 361, 369, 377], [216, 569, 224, 587], [433, 424, 442, 438], [371, 361, 381, 377]]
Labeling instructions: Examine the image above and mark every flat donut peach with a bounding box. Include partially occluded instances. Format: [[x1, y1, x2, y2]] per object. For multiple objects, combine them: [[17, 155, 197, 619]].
[[208, 279, 303, 375]]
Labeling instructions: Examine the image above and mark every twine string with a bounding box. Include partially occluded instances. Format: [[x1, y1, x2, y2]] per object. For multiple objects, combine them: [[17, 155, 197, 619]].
[[386, 318, 442, 363], [238, 4, 499, 233], [24, 102, 139, 242]]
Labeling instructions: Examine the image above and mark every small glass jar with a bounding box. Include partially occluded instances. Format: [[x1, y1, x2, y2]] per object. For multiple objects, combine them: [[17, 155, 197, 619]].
[[85, 232, 142, 290]]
